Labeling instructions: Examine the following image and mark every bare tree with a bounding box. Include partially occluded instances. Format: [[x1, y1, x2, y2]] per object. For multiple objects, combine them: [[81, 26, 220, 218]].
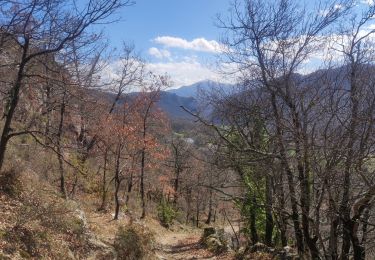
[[0, 0, 132, 171]]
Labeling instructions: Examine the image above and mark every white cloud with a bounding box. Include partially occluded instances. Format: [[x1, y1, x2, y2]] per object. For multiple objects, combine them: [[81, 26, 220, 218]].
[[148, 47, 171, 59], [103, 56, 225, 88], [153, 36, 224, 53], [147, 59, 221, 87], [362, 0, 375, 6]]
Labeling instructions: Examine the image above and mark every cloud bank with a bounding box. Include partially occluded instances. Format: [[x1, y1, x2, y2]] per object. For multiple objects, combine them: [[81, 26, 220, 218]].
[[153, 36, 223, 53], [147, 59, 221, 87], [148, 47, 171, 59]]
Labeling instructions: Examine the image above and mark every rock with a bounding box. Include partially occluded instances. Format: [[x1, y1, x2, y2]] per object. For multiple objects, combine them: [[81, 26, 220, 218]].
[[238, 246, 246, 255], [201, 227, 228, 253], [86, 233, 117, 260], [206, 235, 224, 253], [250, 242, 270, 253], [278, 246, 300, 260], [75, 209, 87, 228], [284, 246, 292, 253]]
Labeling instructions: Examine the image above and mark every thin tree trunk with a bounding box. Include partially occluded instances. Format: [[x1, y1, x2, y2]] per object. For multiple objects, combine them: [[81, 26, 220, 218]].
[[0, 41, 29, 171], [265, 174, 274, 247], [250, 195, 259, 244], [186, 187, 192, 224], [98, 149, 108, 211], [140, 147, 146, 219], [173, 167, 180, 205], [277, 171, 288, 247], [205, 188, 213, 225], [196, 198, 200, 228], [114, 145, 122, 220], [44, 85, 51, 145], [125, 172, 133, 206], [56, 88, 67, 198], [270, 93, 304, 254], [340, 66, 359, 260]]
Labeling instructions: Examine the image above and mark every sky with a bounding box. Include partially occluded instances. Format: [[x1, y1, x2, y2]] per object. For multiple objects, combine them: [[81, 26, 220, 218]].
[[95, 0, 375, 88], [99, 0, 232, 88]]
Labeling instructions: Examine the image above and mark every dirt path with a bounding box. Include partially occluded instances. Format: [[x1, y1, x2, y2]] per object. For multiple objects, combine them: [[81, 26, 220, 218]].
[[85, 212, 233, 260], [155, 231, 217, 260], [154, 227, 234, 260]]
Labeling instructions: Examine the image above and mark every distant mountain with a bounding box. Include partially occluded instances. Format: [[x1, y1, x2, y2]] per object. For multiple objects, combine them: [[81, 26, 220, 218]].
[[157, 92, 197, 119], [90, 80, 236, 120], [168, 80, 233, 98], [92, 90, 197, 119]]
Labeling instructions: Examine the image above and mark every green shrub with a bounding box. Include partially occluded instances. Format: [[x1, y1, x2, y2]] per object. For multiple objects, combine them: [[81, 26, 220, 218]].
[[157, 200, 177, 228], [114, 225, 154, 260]]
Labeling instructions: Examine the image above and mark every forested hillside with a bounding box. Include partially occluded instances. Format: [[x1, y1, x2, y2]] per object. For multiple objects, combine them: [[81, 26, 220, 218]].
[[0, 0, 375, 260]]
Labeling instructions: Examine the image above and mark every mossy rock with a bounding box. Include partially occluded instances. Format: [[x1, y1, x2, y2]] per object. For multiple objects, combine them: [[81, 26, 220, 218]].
[[205, 235, 225, 253]]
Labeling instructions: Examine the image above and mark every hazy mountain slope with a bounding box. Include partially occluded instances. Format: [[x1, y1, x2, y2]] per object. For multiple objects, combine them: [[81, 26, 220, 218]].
[[157, 92, 197, 119], [168, 80, 233, 98]]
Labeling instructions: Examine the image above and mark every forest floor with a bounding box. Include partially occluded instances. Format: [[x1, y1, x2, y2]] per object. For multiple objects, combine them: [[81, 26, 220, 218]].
[[0, 166, 236, 259], [85, 210, 235, 260], [153, 228, 233, 260]]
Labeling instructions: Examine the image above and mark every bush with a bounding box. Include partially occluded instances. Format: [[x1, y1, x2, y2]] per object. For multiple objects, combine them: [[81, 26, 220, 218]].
[[114, 225, 155, 260], [5, 226, 39, 257], [0, 168, 22, 197], [157, 200, 177, 228]]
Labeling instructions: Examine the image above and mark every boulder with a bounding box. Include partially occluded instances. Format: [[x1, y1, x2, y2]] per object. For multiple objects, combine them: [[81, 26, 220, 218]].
[[206, 235, 224, 253], [250, 242, 271, 253], [201, 227, 228, 253], [278, 246, 300, 260]]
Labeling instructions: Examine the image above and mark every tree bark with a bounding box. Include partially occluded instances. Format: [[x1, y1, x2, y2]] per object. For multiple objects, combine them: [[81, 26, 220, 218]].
[[265, 175, 274, 246], [140, 147, 146, 219], [0, 40, 29, 171], [56, 90, 67, 198], [98, 149, 108, 211], [114, 144, 122, 220]]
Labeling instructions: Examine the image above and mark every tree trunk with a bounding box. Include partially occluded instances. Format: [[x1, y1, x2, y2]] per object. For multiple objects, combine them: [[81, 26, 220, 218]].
[[140, 148, 146, 219], [196, 199, 200, 228], [270, 93, 304, 254], [114, 145, 121, 220], [205, 188, 213, 225], [173, 167, 180, 205], [56, 89, 67, 198], [250, 195, 259, 244], [277, 172, 288, 247], [125, 172, 133, 206], [44, 84, 51, 145], [98, 149, 108, 211], [340, 65, 359, 260], [185, 187, 192, 224], [329, 217, 339, 260], [0, 42, 29, 171], [265, 174, 274, 246]]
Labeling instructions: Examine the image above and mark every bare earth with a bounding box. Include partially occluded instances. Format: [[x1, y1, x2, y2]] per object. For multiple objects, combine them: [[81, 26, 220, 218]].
[[85, 210, 234, 260], [153, 226, 233, 260]]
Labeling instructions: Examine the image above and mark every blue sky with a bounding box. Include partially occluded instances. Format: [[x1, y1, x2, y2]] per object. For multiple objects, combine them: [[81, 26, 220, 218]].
[[98, 0, 232, 87], [103, 0, 231, 50], [96, 0, 375, 88]]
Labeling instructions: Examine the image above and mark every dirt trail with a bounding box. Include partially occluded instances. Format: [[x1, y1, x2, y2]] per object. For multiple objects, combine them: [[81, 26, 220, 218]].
[[85, 212, 233, 259], [155, 231, 218, 260], [152, 225, 234, 260]]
